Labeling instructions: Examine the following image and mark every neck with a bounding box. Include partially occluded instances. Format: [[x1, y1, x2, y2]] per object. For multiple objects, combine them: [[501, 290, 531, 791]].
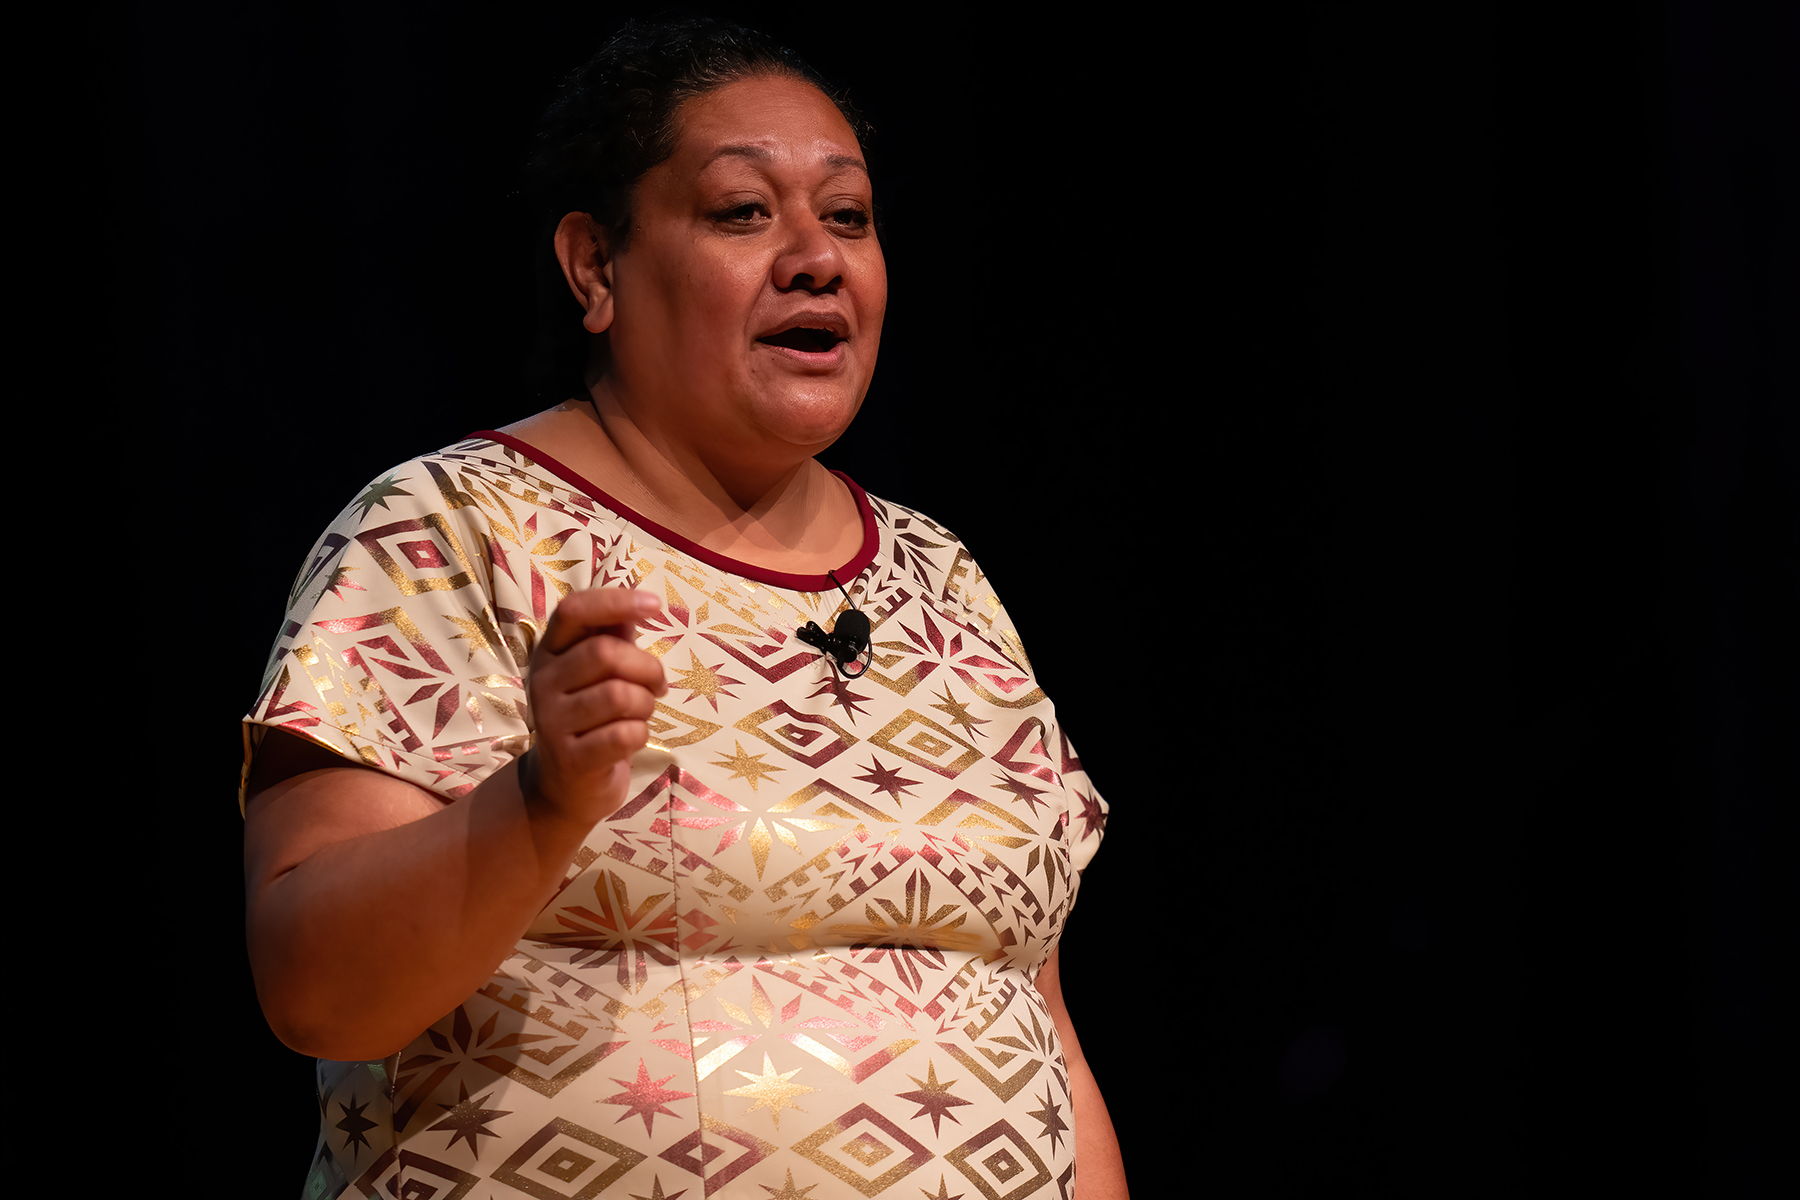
[[589, 379, 812, 524], [498, 392, 864, 575]]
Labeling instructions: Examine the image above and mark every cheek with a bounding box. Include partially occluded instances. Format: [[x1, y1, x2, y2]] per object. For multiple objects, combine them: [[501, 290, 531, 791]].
[[858, 251, 889, 336], [683, 260, 764, 365]]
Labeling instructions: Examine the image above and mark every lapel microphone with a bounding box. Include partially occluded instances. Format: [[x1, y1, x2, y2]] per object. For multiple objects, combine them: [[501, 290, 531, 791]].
[[796, 569, 872, 678]]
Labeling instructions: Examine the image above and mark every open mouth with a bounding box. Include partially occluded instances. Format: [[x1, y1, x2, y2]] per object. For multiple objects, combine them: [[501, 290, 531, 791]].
[[759, 327, 843, 353]]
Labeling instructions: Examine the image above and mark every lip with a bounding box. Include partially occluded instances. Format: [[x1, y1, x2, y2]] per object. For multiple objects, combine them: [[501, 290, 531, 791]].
[[757, 310, 850, 342], [754, 310, 852, 369], [755, 340, 847, 369]]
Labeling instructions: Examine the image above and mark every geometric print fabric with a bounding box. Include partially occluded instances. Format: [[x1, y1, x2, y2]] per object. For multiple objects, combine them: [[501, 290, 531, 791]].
[[243, 435, 1107, 1199]]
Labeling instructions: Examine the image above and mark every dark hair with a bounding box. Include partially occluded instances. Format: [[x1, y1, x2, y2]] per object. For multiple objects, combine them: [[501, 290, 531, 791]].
[[526, 18, 869, 399], [531, 17, 866, 240]]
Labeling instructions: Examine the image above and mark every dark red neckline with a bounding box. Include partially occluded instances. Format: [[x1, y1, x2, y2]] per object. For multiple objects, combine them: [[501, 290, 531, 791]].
[[468, 431, 879, 592]]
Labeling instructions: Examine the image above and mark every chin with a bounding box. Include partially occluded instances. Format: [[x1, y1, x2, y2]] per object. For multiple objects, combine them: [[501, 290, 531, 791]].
[[754, 387, 865, 451]]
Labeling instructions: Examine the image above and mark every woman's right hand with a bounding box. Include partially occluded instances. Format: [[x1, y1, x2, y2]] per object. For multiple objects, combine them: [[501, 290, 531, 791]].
[[523, 587, 669, 825], [244, 586, 667, 1061]]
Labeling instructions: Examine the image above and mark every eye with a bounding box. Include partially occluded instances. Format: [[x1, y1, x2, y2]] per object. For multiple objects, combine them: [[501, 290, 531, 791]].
[[826, 206, 872, 234], [713, 202, 767, 226]]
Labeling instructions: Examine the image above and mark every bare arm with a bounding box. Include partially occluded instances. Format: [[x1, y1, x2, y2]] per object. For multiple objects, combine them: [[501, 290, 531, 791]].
[[1038, 947, 1129, 1200], [244, 587, 666, 1061]]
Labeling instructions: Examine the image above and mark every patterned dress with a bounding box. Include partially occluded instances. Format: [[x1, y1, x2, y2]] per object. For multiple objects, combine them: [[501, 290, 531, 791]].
[[242, 433, 1107, 1200]]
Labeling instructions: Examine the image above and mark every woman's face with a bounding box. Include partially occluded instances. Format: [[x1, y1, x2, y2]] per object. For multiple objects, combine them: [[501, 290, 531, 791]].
[[603, 74, 887, 468]]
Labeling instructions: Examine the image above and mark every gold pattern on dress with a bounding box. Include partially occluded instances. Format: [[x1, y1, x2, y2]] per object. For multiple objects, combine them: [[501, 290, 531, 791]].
[[791, 1105, 933, 1197], [693, 1033, 759, 1081], [244, 442, 1106, 1197], [753, 1167, 818, 1199], [487, 1116, 648, 1196], [869, 711, 983, 779], [723, 1053, 815, 1128], [932, 1041, 1045, 1105], [361, 511, 479, 596], [626, 1175, 686, 1200], [840, 1132, 893, 1166], [929, 686, 991, 740], [787, 1032, 920, 1078], [709, 741, 784, 792], [668, 650, 741, 710], [734, 703, 860, 769], [444, 605, 506, 664], [943, 1120, 1052, 1200], [747, 819, 776, 879], [645, 702, 722, 747], [996, 628, 1032, 674]]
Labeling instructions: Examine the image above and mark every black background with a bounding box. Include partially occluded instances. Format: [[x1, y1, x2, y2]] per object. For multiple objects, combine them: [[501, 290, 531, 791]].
[[119, 4, 1790, 1196]]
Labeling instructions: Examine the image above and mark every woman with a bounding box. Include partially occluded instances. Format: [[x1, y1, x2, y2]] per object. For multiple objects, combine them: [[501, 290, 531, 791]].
[[244, 19, 1126, 1198]]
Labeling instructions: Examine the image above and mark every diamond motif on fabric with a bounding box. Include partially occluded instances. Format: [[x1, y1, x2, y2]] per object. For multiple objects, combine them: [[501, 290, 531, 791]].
[[491, 1117, 646, 1199], [352, 1148, 482, 1200], [943, 1121, 1052, 1200], [657, 1116, 776, 1193], [791, 1103, 932, 1197], [868, 710, 982, 779], [734, 701, 860, 769]]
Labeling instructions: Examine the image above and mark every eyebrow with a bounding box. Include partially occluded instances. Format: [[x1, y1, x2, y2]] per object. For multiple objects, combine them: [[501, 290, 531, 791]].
[[705, 145, 869, 175]]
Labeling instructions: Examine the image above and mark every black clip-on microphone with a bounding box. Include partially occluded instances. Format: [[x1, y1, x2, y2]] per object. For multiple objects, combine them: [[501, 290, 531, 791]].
[[795, 570, 871, 678]]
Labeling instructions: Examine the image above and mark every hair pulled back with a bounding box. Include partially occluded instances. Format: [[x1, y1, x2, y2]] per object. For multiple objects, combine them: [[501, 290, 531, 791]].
[[531, 17, 865, 241], [526, 17, 868, 399]]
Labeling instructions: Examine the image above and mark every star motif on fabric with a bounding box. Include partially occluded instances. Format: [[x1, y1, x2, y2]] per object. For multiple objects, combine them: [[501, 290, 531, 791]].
[[350, 473, 413, 519], [758, 1169, 818, 1199], [990, 770, 1050, 817], [321, 563, 365, 602], [853, 755, 924, 802], [445, 605, 505, 664], [807, 674, 873, 723], [896, 1060, 974, 1136], [629, 1175, 690, 1200], [928, 686, 989, 739], [1026, 1085, 1070, 1154], [917, 1177, 966, 1200], [334, 1093, 378, 1156], [724, 1052, 815, 1128], [669, 649, 742, 711], [425, 1081, 510, 1159], [711, 740, 783, 792], [1074, 786, 1106, 841], [599, 1057, 695, 1135]]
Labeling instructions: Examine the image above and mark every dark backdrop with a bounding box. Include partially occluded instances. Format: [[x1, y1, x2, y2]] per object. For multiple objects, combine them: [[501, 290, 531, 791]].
[[122, 4, 1790, 1196]]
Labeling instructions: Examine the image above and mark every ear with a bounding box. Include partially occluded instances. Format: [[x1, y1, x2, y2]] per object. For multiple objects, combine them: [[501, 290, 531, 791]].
[[553, 212, 616, 334]]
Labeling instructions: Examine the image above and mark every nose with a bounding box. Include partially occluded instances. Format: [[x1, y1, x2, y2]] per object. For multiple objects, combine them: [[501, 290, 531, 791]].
[[772, 215, 846, 294]]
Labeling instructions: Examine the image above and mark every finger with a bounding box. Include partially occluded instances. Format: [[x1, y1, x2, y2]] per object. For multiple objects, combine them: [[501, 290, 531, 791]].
[[541, 588, 662, 656], [536, 720, 652, 786], [569, 718, 651, 759], [536, 631, 668, 697], [553, 678, 659, 735]]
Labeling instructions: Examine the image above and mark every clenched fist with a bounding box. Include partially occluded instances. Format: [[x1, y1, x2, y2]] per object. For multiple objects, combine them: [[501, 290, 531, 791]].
[[521, 587, 668, 825]]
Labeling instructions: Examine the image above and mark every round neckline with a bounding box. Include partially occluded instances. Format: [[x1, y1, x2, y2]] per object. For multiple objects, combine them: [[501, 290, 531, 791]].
[[469, 430, 879, 592]]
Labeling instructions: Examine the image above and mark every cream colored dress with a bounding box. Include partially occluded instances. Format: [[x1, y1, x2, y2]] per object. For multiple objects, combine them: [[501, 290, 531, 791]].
[[243, 433, 1107, 1200]]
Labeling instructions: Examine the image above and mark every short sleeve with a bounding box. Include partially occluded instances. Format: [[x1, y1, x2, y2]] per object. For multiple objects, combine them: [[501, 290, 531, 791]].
[[876, 498, 1109, 884], [241, 449, 606, 808]]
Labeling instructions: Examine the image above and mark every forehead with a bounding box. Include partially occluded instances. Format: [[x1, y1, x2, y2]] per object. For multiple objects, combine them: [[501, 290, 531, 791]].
[[670, 74, 865, 175]]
